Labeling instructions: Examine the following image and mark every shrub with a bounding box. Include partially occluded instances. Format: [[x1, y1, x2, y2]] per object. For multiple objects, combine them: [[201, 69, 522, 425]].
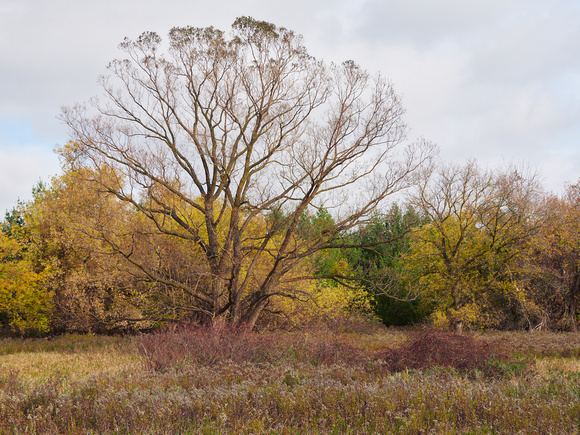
[[379, 328, 512, 376], [138, 325, 368, 371]]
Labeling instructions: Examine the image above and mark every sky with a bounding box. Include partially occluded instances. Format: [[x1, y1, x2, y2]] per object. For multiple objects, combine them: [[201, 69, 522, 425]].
[[1, 0, 579, 214]]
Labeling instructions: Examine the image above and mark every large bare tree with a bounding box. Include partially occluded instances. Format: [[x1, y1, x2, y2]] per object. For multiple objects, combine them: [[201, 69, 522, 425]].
[[59, 17, 435, 328]]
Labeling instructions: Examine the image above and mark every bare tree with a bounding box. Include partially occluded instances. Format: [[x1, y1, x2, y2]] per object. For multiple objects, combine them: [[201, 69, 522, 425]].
[[59, 17, 435, 328]]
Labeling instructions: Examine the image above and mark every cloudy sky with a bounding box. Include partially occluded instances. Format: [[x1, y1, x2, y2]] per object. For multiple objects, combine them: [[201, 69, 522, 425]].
[[1, 0, 579, 214]]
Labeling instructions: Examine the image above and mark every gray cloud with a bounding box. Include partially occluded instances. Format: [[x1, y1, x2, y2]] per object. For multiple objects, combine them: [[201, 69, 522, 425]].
[[356, 0, 508, 49]]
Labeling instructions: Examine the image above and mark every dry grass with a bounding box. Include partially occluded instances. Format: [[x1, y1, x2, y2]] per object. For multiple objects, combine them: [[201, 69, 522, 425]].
[[0, 350, 140, 383], [342, 327, 409, 352], [0, 333, 140, 384], [477, 330, 580, 357], [1, 328, 580, 433], [535, 357, 580, 378]]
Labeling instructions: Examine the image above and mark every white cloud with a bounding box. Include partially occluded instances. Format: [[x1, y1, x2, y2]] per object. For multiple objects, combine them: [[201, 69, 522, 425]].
[[0, 0, 579, 214], [0, 146, 60, 214]]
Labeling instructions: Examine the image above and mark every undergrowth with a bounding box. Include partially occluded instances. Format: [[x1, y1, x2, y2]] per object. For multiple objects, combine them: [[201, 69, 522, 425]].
[[139, 325, 366, 370]]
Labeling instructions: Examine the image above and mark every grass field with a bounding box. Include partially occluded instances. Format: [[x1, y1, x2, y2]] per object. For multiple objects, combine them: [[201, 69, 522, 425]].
[[1, 327, 579, 434]]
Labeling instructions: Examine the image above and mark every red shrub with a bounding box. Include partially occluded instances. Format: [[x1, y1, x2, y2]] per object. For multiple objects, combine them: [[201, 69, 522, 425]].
[[138, 325, 369, 371], [379, 328, 507, 374], [139, 325, 275, 370]]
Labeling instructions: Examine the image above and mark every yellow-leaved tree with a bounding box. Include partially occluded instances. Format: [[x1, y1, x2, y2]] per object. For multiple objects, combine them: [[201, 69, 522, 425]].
[[0, 224, 53, 335], [401, 162, 542, 330], [19, 171, 152, 333]]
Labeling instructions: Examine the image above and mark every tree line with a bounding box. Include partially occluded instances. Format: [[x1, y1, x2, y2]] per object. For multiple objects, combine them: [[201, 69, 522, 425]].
[[1, 17, 578, 335]]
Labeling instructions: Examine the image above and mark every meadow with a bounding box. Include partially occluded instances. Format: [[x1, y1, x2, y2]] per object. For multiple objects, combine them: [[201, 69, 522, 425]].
[[1, 326, 580, 434]]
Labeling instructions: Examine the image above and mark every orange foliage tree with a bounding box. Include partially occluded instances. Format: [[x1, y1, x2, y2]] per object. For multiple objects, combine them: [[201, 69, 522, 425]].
[[521, 182, 580, 330]]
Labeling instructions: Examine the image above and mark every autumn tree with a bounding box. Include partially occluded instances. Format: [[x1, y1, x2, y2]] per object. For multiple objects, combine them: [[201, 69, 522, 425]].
[[22, 171, 156, 333], [521, 182, 580, 331], [0, 198, 53, 335], [402, 162, 542, 330], [59, 17, 435, 328]]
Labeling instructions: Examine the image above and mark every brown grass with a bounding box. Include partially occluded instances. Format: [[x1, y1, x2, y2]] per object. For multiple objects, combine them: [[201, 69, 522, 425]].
[[479, 330, 580, 357]]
